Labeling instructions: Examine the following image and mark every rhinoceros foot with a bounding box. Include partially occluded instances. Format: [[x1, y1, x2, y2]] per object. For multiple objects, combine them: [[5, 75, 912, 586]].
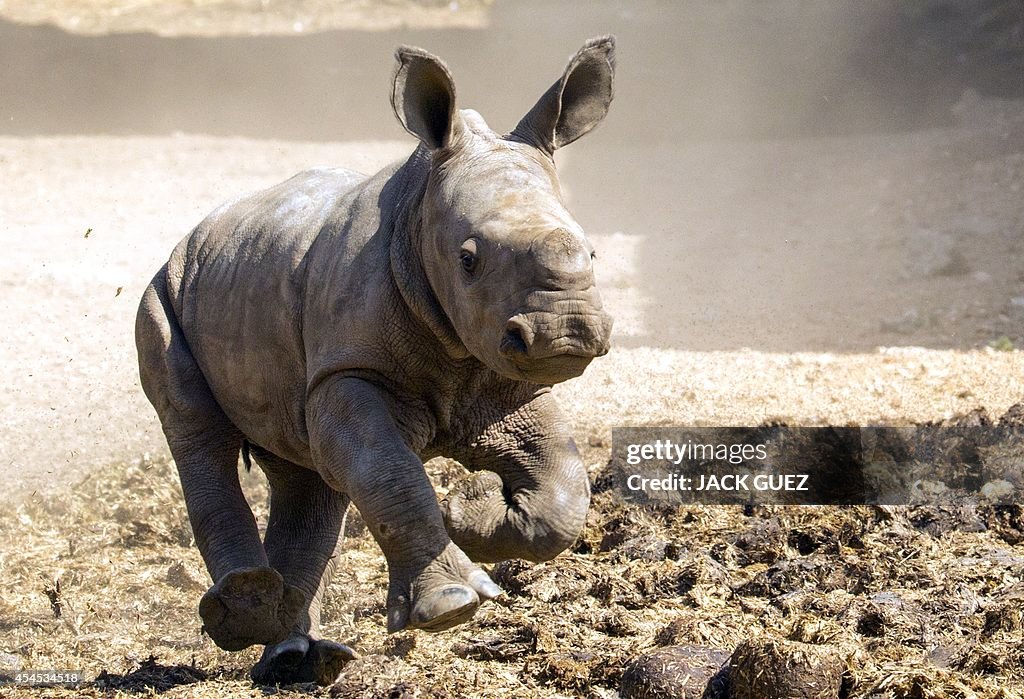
[[199, 567, 305, 651], [387, 543, 503, 633], [250, 634, 358, 686]]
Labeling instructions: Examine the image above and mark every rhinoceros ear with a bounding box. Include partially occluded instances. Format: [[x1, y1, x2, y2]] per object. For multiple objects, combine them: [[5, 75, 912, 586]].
[[511, 35, 615, 154], [391, 46, 460, 150]]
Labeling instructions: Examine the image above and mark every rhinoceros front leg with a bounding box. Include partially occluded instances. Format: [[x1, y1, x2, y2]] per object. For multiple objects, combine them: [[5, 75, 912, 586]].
[[441, 391, 591, 563], [307, 376, 502, 633], [135, 270, 304, 652], [249, 451, 357, 686]]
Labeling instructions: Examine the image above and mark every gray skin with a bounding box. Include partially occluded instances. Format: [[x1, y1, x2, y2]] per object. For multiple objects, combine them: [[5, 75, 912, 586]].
[[135, 36, 615, 686]]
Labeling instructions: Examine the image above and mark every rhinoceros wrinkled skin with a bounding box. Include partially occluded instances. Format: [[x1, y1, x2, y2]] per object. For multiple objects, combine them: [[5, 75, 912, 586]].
[[135, 36, 615, 685]]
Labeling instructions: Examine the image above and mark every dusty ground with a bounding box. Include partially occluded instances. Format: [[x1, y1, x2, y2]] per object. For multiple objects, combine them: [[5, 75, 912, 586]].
[[1, 0, 1023, 697]]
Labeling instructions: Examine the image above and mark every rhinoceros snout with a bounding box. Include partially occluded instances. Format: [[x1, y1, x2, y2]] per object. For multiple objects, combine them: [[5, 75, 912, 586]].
[[499, 309, 612, 363]]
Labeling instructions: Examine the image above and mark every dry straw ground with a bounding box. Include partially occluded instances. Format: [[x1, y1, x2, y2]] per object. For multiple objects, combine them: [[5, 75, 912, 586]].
[[2, 351, 1024, 698]]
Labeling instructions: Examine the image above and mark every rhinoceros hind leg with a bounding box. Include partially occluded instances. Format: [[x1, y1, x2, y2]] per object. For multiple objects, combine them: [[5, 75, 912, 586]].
[[137, 267, 291, 647], [251, 634, 358, 686], [198, 567, 305, 651], [257, 452, 349, 639]]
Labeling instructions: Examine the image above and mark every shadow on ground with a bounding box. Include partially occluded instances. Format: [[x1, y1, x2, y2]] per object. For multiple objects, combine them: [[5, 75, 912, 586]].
[[93, 656, 210, 693]]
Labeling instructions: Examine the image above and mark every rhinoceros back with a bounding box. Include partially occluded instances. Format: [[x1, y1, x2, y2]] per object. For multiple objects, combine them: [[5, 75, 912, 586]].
[[166, 167, 368, 464]]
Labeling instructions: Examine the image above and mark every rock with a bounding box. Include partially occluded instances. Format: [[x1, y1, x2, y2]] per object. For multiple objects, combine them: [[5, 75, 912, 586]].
[[729, 637, 844, 699], [980, 479, 1015, 500], [0, 653, 21, 677], [620, 646, 730, 699]]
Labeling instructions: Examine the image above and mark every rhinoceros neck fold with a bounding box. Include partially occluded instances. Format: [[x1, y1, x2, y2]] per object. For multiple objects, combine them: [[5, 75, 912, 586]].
[[389, 150, 471, 362]]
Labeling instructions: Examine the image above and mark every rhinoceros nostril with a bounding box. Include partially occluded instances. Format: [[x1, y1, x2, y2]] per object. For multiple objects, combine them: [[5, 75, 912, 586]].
[[501, 318, 532, 357], [502, 327, 528, 355]]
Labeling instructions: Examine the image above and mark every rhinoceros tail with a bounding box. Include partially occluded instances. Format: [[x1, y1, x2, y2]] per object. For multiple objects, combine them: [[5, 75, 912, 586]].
[[241, 439, 253, 473]]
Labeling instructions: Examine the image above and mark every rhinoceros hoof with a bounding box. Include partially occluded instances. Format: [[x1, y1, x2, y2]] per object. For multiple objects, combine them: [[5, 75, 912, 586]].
[[397, 560, 502, 633], [198, 567, 305, 651], [409, 584, 481, 632], [250, 635, 359, 686]]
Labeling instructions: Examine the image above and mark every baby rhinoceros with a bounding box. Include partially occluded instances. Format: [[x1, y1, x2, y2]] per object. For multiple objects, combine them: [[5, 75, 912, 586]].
[[135, 36, 615, 686]]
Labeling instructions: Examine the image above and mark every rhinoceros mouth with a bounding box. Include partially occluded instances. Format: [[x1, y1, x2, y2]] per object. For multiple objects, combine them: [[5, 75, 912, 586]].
[[502, 351, 598, 385]]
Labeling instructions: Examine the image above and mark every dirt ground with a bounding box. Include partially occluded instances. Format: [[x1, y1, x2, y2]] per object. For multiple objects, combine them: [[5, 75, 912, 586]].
[[1, 0, 1023, 697]]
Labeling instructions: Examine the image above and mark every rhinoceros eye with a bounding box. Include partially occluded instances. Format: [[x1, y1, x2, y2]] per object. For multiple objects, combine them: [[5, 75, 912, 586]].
[[460, 239, 479, 275]]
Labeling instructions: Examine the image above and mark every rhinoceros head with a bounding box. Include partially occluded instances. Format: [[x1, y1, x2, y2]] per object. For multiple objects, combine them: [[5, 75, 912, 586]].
[[391, 37, 616, 385]]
